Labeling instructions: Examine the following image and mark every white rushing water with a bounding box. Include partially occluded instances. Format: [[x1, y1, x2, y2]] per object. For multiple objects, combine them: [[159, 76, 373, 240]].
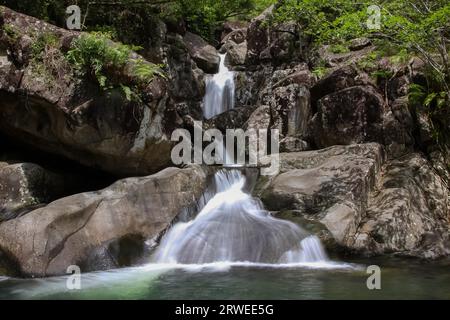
[[203, 54, 235, 119], [152, 169, 329, 265], [154, 53, 330, 266]]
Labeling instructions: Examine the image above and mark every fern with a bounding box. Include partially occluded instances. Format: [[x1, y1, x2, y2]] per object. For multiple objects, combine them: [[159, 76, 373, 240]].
[[67, 32, 165, 98], [120, 84, 132, 101], [133, 59, 166, 84]]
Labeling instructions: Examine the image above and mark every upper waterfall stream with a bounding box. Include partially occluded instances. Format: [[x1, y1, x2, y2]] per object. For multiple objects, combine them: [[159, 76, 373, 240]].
[[203, 54, 235, 119]]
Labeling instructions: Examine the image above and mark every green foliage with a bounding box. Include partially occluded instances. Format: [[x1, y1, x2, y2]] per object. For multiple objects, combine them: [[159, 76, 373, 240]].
[[329, 44, 349, 54], [371, 69, 393, 80], [271, 0, 450, 147], [2, 23, 18, 40], [408, 83, 427, 106], [163, 0, 255, 41], [31, 32, 59, 59], [312, 66, 329, 79], [119, 84, 133, 102], [26, 30, 71, 88], [409, 83, 450, 145], [251, 0, 277, 16], [133, 59, 166, 84], [409, 83, 449, 110], [0, 0, 67, 25], [66, 31, 164, 101], [357, 51, 378, 70], [67, 32, 132, 88]]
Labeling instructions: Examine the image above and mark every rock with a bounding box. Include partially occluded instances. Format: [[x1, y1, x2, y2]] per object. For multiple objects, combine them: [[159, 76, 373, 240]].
[[264, 84, 311, 138], [244, 105, 271, 131], [382, 97, 415, 157], [234, 64, 313, 139], [309, 65, 421, 158], [258, 143, 384, 213], [272, 68, 316, 89], [0, 248, 19, 276], [219, 25, 248, 66], [183, 32, 220, 74], [416, 111, 434, 145], [256, 144, 383, 250], [0, 162, 72, 222], [310, 75, 416, 158], [352, 154, 450, 259], [224, 41, 247, 66], [257, 144, 450, 258], [0, 7, 179, 176], [204, 106, 255, 132], [221, 29, 247, 46], [310, 85, 385, 147], [234, 66, 274, 107], [321, 203, 360, 244], [317, 44, 374, 68], [429, 149, 450, 186], [165, 34, 206, 102], [0, 165, 211, 277], [246, 6, 301, 65], [164, 16, 187, 35], [310, 65, 361, 105], [349, 37, 371, 51], [221, 21, 248, 40], [245, 5, 273, 64], [280, 136, 309, 152]]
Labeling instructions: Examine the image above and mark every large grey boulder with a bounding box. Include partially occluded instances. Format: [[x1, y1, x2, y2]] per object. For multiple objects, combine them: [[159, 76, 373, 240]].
[[352, 154, 450, 258], [265, 83, 311, 137], [258, 143, 384, 214], [310, 85, 385, 147], [225, 41, 247, 66], [183, 32, 220, 74], [246, 6, 301, 65], [165, 33, 206, 103], [308, 83, 415, 158], [0, 165, 211, 277], [257, 144, 450, 258]]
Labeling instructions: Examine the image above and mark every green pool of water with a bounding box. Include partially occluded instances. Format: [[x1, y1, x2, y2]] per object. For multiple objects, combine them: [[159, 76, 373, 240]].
[[1, 257, 449, 299]]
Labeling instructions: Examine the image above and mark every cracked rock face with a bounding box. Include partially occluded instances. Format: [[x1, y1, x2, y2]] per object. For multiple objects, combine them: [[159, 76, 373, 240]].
[[352, 154, 450, 258], [0, 165, 210, 277], [257, 144, 450, 258]]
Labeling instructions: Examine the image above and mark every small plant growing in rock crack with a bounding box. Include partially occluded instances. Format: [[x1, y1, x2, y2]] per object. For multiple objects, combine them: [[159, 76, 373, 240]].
[[66, 31, 165, 101], [329, 43, 349, 54], [133, 58, 166, 83], [29, 31, 71, 87], [2, 24, 19, 40], [312, 66, 329, 79]]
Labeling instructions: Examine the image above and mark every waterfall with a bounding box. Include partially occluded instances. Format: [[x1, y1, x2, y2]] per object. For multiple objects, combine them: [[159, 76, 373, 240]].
[[152, 169, 328, 264], [152, 50, 329, 266], [203, 54, 235, 119]]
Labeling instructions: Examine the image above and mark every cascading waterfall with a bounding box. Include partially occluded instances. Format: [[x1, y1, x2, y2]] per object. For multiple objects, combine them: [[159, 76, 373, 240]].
[[153, 51, 329, 266], [153, 169, 328, 265], [203, 53, 235, 119]]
